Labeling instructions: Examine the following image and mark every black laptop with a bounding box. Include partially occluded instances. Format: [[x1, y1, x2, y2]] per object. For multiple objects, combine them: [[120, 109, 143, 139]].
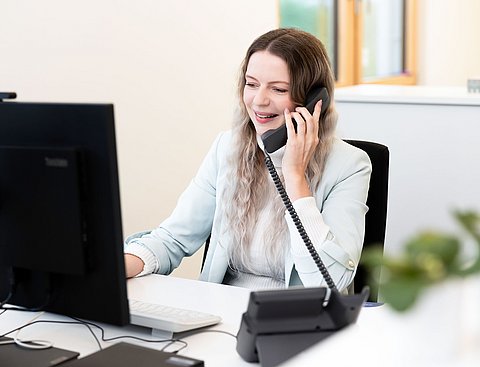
[[0, 336, 79, 366], [62, 342, 204, 367]]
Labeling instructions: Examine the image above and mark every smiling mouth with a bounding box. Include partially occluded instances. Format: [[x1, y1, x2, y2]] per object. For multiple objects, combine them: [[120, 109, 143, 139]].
[[255, 112, 279, 119]]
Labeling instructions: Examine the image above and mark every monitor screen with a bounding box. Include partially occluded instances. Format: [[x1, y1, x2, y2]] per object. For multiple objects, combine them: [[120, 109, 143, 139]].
[[0, 101, 129, 326]]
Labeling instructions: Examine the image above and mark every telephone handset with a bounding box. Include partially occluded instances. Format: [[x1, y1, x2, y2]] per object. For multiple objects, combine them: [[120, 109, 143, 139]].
[[261, 85, 330, 154]]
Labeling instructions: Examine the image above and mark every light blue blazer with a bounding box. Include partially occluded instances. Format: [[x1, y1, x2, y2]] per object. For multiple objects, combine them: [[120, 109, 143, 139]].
[[125, 131, 371, 292]]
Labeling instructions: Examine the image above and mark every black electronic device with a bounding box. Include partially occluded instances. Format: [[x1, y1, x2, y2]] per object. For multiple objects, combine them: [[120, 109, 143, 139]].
[[236, 85, 367, 367], [236, 287, 368, 367], [0, 100, 129, 326], [260, 85, 330, 154], [0, 92, 17, 101], [61, 342, 204, 367], [0, 337, 80, 367]]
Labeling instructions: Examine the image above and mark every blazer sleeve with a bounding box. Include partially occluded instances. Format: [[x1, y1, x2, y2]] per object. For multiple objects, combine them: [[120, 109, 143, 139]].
[[285, 142, 372, 291], [124, 132, 225, 275]]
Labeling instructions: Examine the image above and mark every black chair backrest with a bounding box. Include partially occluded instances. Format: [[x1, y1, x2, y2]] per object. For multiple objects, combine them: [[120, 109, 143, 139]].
[[202, 140, 389, 301], [345, 140, 389, 301]]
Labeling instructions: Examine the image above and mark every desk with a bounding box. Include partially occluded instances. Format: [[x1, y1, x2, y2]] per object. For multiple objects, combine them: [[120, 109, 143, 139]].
[[0, 274, 251, 366], [279, 311, 480, 367], [2, 275, 480, 366], [279, 279, 480, 367]]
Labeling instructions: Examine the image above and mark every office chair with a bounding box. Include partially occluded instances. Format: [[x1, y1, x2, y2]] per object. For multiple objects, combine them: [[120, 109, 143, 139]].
[[345, 140, 389, 301], [202, 140, 389, 302]]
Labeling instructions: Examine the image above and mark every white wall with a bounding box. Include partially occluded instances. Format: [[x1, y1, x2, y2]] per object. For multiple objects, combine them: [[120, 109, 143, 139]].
[[335, 86, 480, 258], [417, 0, 480, 85], [1, 0, 479, 279], [0, 0, 278, 278]]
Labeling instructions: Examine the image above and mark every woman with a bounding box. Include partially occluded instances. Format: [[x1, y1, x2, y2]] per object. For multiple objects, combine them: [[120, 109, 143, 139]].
[[124, 28, 371, 293]]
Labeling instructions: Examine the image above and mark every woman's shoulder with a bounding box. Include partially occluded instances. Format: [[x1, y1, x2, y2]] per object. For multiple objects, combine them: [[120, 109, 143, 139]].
[[331, 137, 370, 158], [209, 130, 234, 152], [325, 137, 372, 172], [201, 130, 234, 171]]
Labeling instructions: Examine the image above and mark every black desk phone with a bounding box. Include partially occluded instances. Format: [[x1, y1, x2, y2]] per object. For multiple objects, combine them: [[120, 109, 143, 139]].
[[261, 85, 330, 154]]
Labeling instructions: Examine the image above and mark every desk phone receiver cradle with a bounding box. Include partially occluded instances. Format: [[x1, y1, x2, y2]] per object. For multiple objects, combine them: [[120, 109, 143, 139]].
[[236, 86, 369, 367]]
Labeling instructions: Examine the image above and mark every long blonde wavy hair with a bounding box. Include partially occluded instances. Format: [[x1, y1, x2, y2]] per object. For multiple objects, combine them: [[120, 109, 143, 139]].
[[224, 28, 338, 279]]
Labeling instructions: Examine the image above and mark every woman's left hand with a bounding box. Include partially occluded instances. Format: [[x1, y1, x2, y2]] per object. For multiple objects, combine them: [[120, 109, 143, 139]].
[[282, 100, 322, 201]]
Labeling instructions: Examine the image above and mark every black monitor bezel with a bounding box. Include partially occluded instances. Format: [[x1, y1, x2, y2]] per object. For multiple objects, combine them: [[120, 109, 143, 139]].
[[0, 101, 129, 326]]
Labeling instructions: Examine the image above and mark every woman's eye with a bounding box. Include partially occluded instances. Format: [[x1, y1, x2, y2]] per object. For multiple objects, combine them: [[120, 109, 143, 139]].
[[245, 82, 257, 88], [273, 88, 288, 94]]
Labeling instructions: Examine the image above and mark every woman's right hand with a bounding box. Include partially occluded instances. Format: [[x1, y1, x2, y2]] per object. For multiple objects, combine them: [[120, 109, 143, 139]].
[[281, 100, 322, 201], [124, 254, 145, 278]]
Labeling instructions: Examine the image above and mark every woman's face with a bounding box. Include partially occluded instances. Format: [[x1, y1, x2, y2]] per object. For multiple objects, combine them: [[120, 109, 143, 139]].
[[243, 50, 296, 136]]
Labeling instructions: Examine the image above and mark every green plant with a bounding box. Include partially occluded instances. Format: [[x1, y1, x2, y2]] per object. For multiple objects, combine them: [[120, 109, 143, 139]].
[[363, 210, 480, 312]]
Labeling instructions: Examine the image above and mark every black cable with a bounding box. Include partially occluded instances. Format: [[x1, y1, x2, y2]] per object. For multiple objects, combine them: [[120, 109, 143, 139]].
[[264, 153, 337, 291], [69, 317, 102, 350], [178, 328, 237, 339], [0, 318, 187, 352], [68, 317, 188, 351], [1, 310, 238, 356], [160, 339, 188, 354]]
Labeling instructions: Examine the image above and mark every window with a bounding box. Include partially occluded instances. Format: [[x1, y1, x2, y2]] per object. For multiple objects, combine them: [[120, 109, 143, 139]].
[[279, 0, 338, 78], [279, 0, 417, 86]]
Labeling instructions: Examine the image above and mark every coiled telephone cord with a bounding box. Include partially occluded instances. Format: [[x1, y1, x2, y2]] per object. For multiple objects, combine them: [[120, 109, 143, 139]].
[[264, 153, 337, 291]]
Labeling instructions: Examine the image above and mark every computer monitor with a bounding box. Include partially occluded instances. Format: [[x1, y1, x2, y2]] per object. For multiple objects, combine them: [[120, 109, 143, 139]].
[[0, 100, 129, 326]]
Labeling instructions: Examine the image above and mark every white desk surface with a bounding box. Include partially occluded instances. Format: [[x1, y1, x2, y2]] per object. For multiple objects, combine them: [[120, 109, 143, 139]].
[[1, 275, 480, 366], [1, 274, 251, 366]]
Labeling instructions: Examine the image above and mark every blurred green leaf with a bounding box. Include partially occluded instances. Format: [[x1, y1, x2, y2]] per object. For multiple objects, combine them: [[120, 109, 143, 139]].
[[381, 277, 426, 312], [405, 232, 460, 267], [455, 210, 480, 242], [363, 209, 480, 312], [455, 210, 480, 275]]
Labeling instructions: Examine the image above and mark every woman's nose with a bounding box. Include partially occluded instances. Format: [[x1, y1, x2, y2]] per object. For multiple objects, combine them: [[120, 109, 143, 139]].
[[253, 88, 269, 106]]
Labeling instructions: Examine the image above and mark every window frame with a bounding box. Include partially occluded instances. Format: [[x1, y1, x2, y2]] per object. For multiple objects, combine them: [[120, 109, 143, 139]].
[[277, 0, 417, 86], [354, 0, 417, 85]]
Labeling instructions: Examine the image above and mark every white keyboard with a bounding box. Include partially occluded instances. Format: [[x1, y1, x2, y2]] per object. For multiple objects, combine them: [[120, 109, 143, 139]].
[[129, 299, 222, 333]]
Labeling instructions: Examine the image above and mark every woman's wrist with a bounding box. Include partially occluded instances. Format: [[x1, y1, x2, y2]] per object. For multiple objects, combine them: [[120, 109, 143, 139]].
[[284, 174, 312, 202], [124, 254, 145, 278]]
